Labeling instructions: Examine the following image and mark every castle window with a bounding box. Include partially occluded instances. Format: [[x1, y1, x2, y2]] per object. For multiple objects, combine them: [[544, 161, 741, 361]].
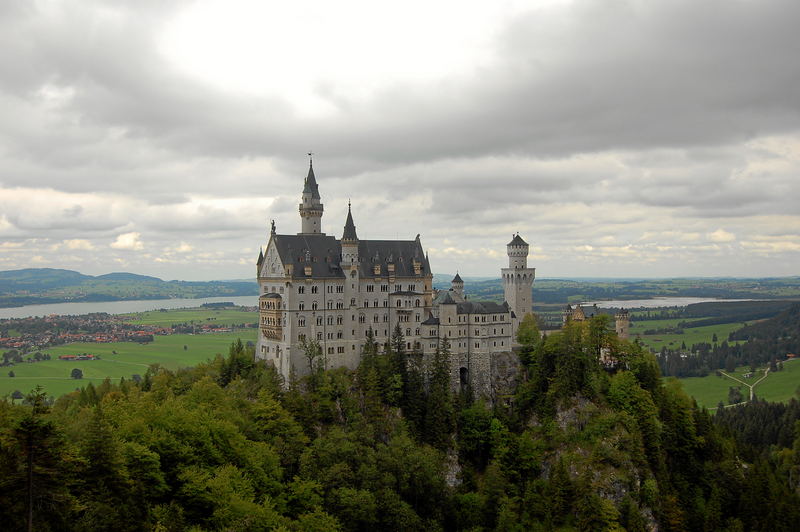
[[337, 301, 344, 309], [311, 286, 318, 294], [383, 300, 388, 307], [415, 328, 420, 335], [327, 301, 333, 309], [317, 332, 323, 340], [396, 300, 402, 308], [299, 302, 305, 311], [316, 316, 323, 326], [381, 285, 388, 292], [351, 298, 356, 306], [415, 299, 420, 307], [298, 317, 306, 326], [327, 285, 333, 293], [406, 328, 411, 336], [298, 333, 306, 341], [373, 315, 379, 323], [367, 285, 374, 292], [337, 346, 344, 353], [415, 313, 420, 322], [327, 332, 333, 339], [298, 286, 305, 294], [383, 314, 388, 322], [337, 331, 343, 339], [327, 347, 333, 354], [312, 302, 318, 310], [374, 300, 379, 307], [475, 343, 479, 348], [327, 316, 334, 325], [337, 315, 343, 325]]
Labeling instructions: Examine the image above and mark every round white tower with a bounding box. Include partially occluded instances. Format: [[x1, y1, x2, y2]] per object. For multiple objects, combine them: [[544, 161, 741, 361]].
[[501, 233, 535, 341]]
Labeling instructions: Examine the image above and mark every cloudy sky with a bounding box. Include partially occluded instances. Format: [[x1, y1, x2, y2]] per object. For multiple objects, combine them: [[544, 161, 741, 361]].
[[1, 0, 799, 280]]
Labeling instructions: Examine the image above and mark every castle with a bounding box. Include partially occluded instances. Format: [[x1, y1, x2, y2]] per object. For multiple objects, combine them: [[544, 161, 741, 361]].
[[562, 304, 630, 340], [256, 160, 534, 392]]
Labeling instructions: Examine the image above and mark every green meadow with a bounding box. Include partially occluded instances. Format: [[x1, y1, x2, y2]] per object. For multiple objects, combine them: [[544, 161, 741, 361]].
[[630, 320, 746, 351], [124, 307, 258, 327], [1, 330, 256, 399], [677, 360, 800, 408]]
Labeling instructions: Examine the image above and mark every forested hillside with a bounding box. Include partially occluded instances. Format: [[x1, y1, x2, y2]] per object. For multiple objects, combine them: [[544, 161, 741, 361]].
[[659, 303, 800, 377], [0, 268, 256, 307], [1, 319, 798, 530]]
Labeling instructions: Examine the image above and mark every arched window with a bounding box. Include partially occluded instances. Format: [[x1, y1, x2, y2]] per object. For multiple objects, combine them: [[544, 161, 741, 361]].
[[415, 299, 420, 307]]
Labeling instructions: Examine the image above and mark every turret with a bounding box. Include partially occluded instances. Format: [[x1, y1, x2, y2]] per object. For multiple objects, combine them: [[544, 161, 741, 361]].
[[507, 233, 529, 269], [451, 272, 464, 298], [299, 158, 324, 234], [615, 309, 630, 340], [341, 202, 359, 264]]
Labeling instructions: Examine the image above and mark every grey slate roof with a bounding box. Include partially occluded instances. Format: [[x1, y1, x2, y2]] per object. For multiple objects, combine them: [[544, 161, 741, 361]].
[[303, 163, 321, 199], [456, 301, 510, 315], [433, 291, 457, 305], [422, 315, 440, 325], [270, 234, 431, 280], [342, 205, 358, 241], [452, 273, 463, 283], [508, 234, 528, 246]]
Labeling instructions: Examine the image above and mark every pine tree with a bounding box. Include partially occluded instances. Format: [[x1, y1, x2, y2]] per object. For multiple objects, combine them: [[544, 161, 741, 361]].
[[424, 337, 455, 450]]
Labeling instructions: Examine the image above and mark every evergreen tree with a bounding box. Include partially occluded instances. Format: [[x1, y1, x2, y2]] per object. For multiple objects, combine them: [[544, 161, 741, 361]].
[[424, 337, 455, 450]]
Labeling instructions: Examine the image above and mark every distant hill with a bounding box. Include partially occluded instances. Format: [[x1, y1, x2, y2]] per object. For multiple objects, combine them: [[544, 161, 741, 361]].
[[0, 268, 258, 308], [95, 272, 163, 282]]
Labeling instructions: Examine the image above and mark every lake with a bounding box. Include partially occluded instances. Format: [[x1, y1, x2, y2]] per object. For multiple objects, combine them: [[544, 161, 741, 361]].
[[580, 297, 756, 309], [0, 296, 259, 319]]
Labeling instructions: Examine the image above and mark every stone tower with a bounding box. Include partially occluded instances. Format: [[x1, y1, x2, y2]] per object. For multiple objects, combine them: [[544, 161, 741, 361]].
[[501, 233, 535, 340], [451, 272, 464, 299], [615, 309, 630, 340], [299, 159, 324, 234]]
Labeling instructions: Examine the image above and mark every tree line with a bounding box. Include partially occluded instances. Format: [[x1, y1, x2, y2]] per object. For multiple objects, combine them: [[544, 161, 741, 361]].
[[1, 317, 799, 530]]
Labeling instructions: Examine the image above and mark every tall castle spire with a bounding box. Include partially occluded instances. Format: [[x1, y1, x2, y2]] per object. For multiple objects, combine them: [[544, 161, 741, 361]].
[[298, 154, 324, 235], [341, 201, 359, 264], [342, 200, 358, 242]]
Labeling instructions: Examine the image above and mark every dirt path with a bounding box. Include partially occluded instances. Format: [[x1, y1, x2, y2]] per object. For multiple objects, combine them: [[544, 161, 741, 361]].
[[719, 367, 770, 402]]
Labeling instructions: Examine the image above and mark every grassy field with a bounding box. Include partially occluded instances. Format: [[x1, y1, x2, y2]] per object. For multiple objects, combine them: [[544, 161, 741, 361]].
[[124, 307, 257, 327], [0, 330, 256, 399], [630, 321, 746, 351], [677, 360, 800, 408]]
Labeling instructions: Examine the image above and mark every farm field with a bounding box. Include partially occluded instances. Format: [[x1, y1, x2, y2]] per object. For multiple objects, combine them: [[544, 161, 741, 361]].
[[631, 321, 746, 351], [123, 307, 257, 327], [677, 360, 800, 408], [0, 330, 256, 399]]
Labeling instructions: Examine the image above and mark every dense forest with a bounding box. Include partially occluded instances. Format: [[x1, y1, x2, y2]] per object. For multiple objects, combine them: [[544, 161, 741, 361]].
[[2, 317, 799, 531], [658, 303, 800, 377]]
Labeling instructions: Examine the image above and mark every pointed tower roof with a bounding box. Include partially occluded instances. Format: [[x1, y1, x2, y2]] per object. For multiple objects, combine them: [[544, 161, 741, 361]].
[[257, 247, 264, 265], [303, 159, 321, 199], [342, 201, 358, 241], [508, 233, 528, 246], [452, 272, 463, 284]]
